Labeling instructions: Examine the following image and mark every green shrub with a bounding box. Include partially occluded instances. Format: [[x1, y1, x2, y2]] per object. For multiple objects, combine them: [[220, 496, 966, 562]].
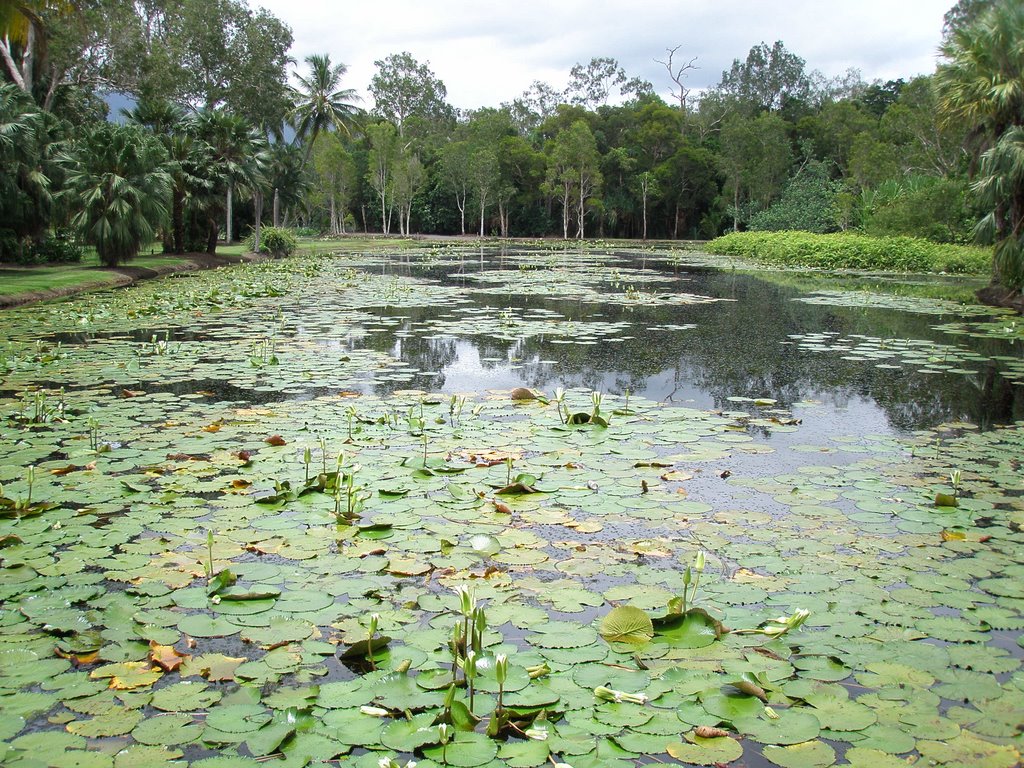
[[247, 226, 297, 257], [26, 234, 83, 264], [707, 231, 991, 275], [1, 232, 84, 265], [748, 160, 841, 234]]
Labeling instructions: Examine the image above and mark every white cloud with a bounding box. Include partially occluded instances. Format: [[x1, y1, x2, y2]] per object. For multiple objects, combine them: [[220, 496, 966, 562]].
[[254, 0, 952, 109]]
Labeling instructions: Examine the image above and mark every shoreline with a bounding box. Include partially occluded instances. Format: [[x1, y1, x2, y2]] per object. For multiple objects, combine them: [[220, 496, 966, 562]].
[[0, 251, 267, 310]]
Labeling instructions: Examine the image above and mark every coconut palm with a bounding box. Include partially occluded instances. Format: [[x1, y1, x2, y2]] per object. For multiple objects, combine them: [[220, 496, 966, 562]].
[[290, 53, 361, 164], [61, 123, 171, 266], [936, 0, 1024, 290]]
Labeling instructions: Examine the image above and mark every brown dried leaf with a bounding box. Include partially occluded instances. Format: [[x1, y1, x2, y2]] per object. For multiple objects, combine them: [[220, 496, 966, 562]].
[[695, 725, 730, 739]]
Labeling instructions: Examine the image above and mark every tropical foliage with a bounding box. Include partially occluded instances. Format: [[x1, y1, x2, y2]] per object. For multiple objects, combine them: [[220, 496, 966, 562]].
[[60, 123, 170, 266], [0, 0, 1020, 297]]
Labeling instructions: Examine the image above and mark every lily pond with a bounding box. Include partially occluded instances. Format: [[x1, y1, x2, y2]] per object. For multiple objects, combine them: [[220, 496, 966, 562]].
[[1, 243, 1023, 768]]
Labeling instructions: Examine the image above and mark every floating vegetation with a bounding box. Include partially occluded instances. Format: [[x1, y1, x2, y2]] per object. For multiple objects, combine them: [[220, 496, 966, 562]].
[[794, 289, 1004, 317], [0, 248, 1021, 768]]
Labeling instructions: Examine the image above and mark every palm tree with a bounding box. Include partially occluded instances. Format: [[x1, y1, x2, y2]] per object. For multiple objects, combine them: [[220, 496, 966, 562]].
[[193, 109, 269, 251], [290, 53, 361, 164], [937, 0, 1024, 291], [266, 141, 309, 227], [0, 81, 57, 258], [60, 123, 171, 266]]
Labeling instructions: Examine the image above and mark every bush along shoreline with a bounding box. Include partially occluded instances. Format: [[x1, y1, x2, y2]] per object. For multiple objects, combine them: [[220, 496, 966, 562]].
[[708, 231, 992, 275]]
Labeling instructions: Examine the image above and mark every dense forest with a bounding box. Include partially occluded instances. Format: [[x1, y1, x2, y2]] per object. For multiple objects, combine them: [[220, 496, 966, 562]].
[[1, 0, 1022, 291]]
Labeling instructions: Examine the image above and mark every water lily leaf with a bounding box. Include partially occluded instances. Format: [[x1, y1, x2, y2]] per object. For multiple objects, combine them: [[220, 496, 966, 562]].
[[131, 712, 201, 745], [763, 740, 836, 768], [177, 615, 241, 638], [204, 704, 271, 734], [380, 711, 440, 751], [843, 747, 916, 768], [917, 731, 1019, 768], [666, 733, 743, 765], [498, 737, 550, 767], [736, 708, 821, 745], [66, 708, 144, 737], [149, 642, 189, 673], [653, 608, 723, 649], [151, 681, 222, 712], [180, 654, 246, 682], [422, 731, 499, 766], [244, 720, 296, 757], [599, 606, 654, 645], [206, 569, 237, 596]]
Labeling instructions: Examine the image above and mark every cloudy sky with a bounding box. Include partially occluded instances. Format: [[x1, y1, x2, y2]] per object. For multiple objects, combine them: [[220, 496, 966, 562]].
[[253, 0, 953, 110]]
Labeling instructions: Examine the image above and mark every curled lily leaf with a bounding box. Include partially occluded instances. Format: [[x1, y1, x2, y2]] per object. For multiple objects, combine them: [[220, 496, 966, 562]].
[[594, 685, 649, 705], [526, 662, 550, 679]]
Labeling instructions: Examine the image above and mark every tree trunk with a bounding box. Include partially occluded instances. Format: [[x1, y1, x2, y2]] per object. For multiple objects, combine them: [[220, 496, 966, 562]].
[[577, 179, 586, 239], [225, 186, 233, 244], [732, 187, 739, 232], [206, 217, 218, 254], [330, 193, 337, 236], [479, 199, 485, 237], [253, 190, 263, 253], [172, 189, 185, 254], [0, 38, 26, 91], [457, 193, 466, 235], [21, 24, 34, 95], [562, 188, 570, 239], [273, 188, 280, 227], [642, 190, 648, 241]]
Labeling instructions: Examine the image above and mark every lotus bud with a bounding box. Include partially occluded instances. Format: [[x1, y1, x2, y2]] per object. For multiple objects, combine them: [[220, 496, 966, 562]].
[[437, 723, 452, 745], [464, 650, 477, 682], [694, 550, 706, 573], [360, 705, 390, 717], [764, 706, 781, 720], [524, 726, 549, 741], [455, 584, 475, 616], [683, 566, 692, 586], [494, 654, 508, 686], [368, 613, 380, 637]]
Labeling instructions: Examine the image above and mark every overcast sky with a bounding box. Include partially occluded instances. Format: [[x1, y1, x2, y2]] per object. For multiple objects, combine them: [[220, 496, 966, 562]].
[[253, 0, 953, 110]]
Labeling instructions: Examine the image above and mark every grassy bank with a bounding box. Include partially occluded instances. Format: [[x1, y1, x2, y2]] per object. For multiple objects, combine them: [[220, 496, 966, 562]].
[[708, 231, 992, 275], [0, 252, 243, 307]]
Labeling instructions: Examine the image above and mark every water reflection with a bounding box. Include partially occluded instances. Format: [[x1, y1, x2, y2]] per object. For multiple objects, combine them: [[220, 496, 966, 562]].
[[341, 256, 1021, 433]]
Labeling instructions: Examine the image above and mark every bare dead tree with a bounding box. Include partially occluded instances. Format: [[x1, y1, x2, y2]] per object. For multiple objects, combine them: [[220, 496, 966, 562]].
[[655, 46, 698, 136]]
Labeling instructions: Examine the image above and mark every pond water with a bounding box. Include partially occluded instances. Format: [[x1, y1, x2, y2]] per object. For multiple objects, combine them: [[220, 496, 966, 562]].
[[0, 244, 1021, 768]]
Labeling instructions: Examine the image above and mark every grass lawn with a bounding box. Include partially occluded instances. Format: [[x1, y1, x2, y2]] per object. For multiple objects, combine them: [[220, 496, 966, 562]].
[[1, 252, 197, 301]]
